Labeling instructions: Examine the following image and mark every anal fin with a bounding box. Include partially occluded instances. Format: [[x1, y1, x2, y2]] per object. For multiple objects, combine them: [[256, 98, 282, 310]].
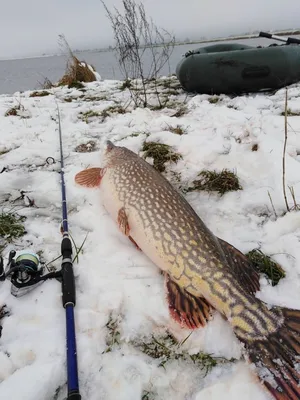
[[165, 273, 214, 330], [217, 237, 260, 295]]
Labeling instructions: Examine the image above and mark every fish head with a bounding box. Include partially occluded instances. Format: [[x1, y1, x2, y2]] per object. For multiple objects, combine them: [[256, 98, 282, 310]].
[[102, 140, 137, 168], [74, 141, 138, 189]]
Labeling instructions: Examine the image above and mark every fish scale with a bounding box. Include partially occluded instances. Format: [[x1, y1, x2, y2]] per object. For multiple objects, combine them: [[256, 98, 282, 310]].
[[75, 140, 300, 400]]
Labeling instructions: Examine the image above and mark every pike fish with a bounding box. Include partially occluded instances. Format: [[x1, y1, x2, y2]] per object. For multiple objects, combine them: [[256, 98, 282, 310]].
[[75, 140, 300, 400]]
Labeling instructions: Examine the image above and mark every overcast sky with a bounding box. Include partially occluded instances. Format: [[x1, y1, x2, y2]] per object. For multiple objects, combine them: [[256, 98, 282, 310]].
[[1, 0, 299, 59]]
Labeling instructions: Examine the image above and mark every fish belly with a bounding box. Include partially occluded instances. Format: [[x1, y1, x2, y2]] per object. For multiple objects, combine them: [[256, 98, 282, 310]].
[[127, 207, 173, 273], [99, 177, 123, 222], [100, 181, 174, 273]]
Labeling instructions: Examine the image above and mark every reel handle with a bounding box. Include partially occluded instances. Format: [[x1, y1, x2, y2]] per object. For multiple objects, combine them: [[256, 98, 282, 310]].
[[0, 250, 15, 281], [8, 250, 16, 263]]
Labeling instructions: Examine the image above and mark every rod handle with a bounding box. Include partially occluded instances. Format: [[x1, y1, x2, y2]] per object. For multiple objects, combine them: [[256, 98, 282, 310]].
[[67, 392, 81, 400], [61, 237, 76, 307], [61, 261, 76, 308], [62, 261, 76, 306]]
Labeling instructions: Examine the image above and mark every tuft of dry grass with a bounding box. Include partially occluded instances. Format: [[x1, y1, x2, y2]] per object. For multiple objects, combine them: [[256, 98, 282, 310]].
[[29, 90, 51, 98], [288, 186, 300, 211], [118, 130, 150, 141], [0, 148, 10, 156], [79, 109, 101, 123], [170, 105, 188, 118], [58, 34, 97, 88], [133, 334, 229, 374], [58, 56, 97, 88], [246, 249, 285, 286], [188, 169, 242, 196], [142, 142, 182, 172], [150, 104, 166, 111], [101, 105, 126, 119], [104, 315, 121, 353], [0, 305, 10, 338], [165, 124, 187, 135], [160, 78, 181, 90], [208, 96, 220, 104], [75, 140, 97, 153], [5, 105, 21, 116], [58, 55, 97, 89], [104, 315, 234, 377], [4, 104, 30, 119], [79, 94, 108, 102], [280, 108, 300, 116], [142, 391, 155, 400], [120, 78, 132, 90], [0, 211, 26, 243], [79, 106, 126, 123]]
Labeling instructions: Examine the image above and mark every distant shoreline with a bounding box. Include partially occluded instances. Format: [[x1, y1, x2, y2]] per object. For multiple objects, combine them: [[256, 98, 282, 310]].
[[1, 29, 300, 61], [81, 29, 300, 53], [75, 29, 300, 53], [173, 29, 300, 47]]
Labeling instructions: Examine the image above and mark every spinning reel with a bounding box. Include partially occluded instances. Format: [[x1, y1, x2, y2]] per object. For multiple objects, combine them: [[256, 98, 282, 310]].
[[0, 250, 61, 297]]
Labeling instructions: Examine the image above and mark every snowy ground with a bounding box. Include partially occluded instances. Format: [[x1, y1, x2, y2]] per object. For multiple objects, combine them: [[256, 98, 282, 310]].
[[0, 76, 300, 400]]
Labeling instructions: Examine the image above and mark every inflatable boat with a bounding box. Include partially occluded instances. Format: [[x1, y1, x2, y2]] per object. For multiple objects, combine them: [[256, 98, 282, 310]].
[[176, 41, 300, 95]]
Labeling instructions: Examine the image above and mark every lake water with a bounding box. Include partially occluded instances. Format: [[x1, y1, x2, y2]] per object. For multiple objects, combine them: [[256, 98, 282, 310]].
[[1, 35, 300, 95]]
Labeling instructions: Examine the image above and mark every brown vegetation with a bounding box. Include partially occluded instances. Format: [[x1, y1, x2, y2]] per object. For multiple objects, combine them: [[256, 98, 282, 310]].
[[58, 34, 97, 88]]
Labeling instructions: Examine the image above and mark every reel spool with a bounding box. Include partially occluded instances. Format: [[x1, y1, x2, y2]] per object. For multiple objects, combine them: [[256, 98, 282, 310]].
[[15, 251, 41, 276]]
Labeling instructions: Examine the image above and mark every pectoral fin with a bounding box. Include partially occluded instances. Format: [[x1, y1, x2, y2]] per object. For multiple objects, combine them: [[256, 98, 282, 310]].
[[75, 167, 104, 188], [118, 207, 130, 236], [217, 237, 260, 294], [165, 273, 214, 330], [117, 208, 141, 250]]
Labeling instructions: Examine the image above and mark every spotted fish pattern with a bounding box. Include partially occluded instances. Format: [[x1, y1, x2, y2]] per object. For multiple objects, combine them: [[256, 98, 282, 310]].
[[75, 140, 300, 400]]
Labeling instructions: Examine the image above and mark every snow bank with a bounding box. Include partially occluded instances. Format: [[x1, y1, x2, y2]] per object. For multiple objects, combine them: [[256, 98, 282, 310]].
[[0, 79, 300, 400]]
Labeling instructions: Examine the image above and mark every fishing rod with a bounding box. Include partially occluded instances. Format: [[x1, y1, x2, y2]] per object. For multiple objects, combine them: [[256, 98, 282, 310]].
[[57, 105, 81, 400], [259, 31, 300, 45], [0, 107, 81, 398], [0, 106, 81, 398]]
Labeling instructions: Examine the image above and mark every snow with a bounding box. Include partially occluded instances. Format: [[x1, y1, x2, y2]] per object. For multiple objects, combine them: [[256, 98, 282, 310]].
[[0, 76, 300, 400]]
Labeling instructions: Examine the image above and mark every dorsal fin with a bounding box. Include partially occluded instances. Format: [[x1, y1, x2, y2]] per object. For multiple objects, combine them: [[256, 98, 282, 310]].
[[217, 238, 260, 294]]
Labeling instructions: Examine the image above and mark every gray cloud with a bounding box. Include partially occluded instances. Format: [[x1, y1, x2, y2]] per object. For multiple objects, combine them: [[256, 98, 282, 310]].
[[1, 0, 299, 59]]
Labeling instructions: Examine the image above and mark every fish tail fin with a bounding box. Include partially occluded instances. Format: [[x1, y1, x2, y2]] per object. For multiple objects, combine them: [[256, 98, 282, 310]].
[[238, 307, 300, 400]]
